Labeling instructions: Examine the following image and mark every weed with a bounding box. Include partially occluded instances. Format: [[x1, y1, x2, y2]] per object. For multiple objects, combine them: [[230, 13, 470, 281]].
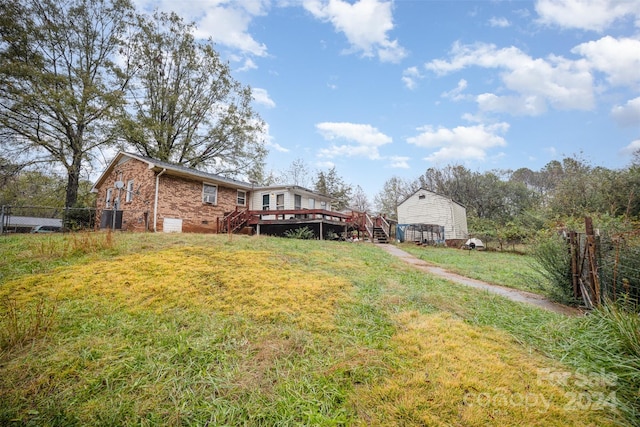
[[0, 297, 57, 354]]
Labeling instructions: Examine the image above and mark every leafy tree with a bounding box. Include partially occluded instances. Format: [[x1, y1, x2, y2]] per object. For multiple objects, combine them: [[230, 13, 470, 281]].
[[119, 11, 267, 180], [0, 169, 66, 208], [314, 167, 352, 211], [0, 0, 135, 208]]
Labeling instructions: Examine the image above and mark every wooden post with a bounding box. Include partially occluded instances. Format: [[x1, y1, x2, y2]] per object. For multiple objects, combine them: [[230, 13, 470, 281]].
[[569, 231, 579, 300], [585, 217, 601, 306]]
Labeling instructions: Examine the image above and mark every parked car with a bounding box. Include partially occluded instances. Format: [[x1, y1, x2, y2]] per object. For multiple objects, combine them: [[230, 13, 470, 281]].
[[31, 225, 63, 233]]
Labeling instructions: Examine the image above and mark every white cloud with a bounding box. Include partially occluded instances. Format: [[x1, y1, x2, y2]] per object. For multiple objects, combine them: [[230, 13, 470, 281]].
[[260, 122, 289, 153], [134, 0, 269, 56], [407, 122, 509, 163], [535, 0, 640, 32], [252, 88, 276, 108], [621, 139, 640, 156], [236, 58, 258, 72], [572, 36, 640, 87], [388, 156, 410, 169], [316, 122, 392, 159], [425, 42, 595, 115], [441, 79, 469, 101], [611, 97, 640, 127], [488, 17, 510, 28], [402, 66, 423, 90], [303, 0, 407, 63]]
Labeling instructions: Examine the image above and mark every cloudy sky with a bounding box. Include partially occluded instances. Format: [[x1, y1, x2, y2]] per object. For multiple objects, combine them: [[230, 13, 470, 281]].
[[133, 0, 640, 198]]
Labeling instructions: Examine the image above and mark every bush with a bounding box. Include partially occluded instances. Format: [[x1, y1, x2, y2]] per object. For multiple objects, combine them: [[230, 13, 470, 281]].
[[284, 226, 315, 240]]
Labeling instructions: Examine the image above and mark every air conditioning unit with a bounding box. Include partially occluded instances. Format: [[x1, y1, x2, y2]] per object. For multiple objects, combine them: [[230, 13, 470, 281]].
[[203, 194, 215, 204]]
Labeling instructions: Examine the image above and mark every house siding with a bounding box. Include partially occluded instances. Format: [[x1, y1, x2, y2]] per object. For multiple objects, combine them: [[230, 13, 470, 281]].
[[397, 190, 468, 240], [250, 187, 332, 219]]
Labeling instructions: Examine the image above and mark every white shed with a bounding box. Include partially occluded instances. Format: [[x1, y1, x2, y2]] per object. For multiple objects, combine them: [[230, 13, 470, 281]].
[[397, 189, 468, 241]]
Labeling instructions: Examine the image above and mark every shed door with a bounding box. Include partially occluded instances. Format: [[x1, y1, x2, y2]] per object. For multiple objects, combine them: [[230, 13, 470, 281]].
[[163, 218, 183, 233]]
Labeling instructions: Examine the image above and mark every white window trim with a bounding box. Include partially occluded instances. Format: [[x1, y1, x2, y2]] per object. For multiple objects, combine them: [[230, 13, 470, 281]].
[[125, 180, 134, 202], [106, 188, 113, 209], [262, 193, 270, 210], [237, 190, 247, 206], [276, 193, 285, 210], [203, 183, 218, 205]]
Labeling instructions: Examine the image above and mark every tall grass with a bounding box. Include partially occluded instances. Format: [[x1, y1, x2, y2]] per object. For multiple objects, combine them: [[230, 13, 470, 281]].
[[0, 297, 57, 354]]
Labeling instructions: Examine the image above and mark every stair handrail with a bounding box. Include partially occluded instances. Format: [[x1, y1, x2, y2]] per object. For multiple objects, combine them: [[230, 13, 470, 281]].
[[221, 207, 248, 233], [379, 216, 391, 240], [365, 212, 374, 240]]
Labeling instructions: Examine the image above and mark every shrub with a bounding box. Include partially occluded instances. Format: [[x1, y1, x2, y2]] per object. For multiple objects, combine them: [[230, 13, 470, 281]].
[[284, 226, 315, 240]]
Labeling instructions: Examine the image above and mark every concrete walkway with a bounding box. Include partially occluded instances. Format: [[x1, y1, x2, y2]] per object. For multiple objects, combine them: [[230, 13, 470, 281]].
[[377, 244, 580, 316]]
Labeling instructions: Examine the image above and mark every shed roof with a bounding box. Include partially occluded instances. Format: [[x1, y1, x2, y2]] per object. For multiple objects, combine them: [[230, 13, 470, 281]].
[[397, 188, 466, 209]]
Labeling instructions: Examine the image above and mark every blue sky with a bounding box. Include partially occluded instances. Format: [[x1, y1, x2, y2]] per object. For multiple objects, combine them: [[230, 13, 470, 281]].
[[132, 0, 640, 199]]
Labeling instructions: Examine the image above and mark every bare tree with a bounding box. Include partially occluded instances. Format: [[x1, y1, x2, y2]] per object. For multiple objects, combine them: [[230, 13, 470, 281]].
[[350, 185, 371, 212], [0, 0, 135, 207]]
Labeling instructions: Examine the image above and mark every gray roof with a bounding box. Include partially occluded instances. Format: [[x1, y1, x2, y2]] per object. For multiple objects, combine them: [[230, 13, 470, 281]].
[[92, 152, 254, 191]]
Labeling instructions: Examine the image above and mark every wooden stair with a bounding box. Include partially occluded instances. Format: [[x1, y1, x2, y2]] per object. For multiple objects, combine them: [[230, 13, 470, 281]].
[[373, 226, 389, 243]]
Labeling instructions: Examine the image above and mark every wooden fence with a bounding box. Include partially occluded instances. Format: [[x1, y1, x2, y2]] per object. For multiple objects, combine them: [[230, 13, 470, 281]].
[[568, 217, 640, 309]]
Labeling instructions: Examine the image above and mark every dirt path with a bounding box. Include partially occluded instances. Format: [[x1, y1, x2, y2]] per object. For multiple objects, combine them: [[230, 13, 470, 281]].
[[377, 244, 580, 316]]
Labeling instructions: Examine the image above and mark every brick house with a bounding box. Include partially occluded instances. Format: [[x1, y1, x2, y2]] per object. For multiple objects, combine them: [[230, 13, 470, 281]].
[[91, 152, 253, 233], [91, 152, 362, 238]]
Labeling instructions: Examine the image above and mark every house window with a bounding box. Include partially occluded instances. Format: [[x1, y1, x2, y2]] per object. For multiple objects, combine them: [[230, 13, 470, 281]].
[[308, 198, 315, 209], [237, 190, 246, 206], [203, 183, 217, 204], [125, 180, 134, 202], [106, 188, 113, 208], [262, 194, 270, 210], [276, 193, 285, 210], [294, 194, 302, 210]]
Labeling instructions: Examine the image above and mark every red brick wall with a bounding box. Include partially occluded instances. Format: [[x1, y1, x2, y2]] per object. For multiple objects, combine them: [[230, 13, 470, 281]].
[[95, 157, 155, 232], [95, 157, 246, 233], [156, 175, 241, 233]]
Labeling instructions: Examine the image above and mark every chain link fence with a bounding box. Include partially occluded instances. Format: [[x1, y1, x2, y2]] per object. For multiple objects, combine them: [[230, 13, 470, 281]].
[[0, 205, 96, 233]]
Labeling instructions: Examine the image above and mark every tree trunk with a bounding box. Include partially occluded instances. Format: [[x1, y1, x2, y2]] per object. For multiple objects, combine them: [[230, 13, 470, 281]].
[[65, 154, 82, 208]]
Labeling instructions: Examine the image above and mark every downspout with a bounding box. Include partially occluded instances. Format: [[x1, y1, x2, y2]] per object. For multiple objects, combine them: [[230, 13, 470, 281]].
[[153, 168, 166, 232]]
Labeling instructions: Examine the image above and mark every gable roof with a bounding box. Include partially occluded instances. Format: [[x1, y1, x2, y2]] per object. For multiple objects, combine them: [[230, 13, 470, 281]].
[[398, 188, 466, 209], [91, 151, 254, 192]]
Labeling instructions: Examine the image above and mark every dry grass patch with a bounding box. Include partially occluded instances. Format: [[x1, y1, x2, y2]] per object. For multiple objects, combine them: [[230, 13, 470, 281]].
[[0, 246, 351, 333], [349, 311, 616, 426]]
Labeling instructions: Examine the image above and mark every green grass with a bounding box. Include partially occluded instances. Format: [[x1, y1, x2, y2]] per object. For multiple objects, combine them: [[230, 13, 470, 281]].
[[0, 233, 632, 426], [398, 242, 547, 294]]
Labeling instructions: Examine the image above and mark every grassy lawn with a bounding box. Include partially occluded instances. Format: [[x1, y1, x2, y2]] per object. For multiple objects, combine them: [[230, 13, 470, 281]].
[[0, 233, 627, 426], [398, 243, 547, 295]]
